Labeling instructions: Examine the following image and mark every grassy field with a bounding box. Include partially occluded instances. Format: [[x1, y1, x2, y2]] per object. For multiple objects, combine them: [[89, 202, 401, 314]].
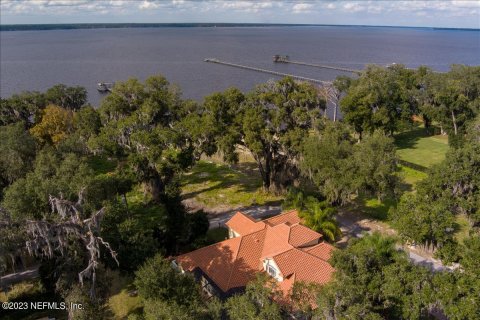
[[355, 196, 397, 221], [106, 272, 142, 319], [397, 164, 428, 190], [354, 164, 427, 221], [181, 161, 282, 209], [395, 127, 449, 168]]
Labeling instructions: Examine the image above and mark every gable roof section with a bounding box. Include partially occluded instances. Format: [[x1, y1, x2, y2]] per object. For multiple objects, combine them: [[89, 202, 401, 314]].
[[260, 223, 293, 259], [304, 242, 335, 262], [288, 224, 323, 247], [176, 236, 242, 292], [264, 209, 301, 227], [272, 248, 335, 285], [226, 211, 265, 236], [227, 228, 267, 289]]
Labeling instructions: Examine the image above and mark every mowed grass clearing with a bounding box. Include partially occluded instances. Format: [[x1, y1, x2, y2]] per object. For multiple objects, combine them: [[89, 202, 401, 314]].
[[397, 164, 428, 189], [395, 127, 449, 168], [354, 165, 427, 221], [106, 272, 143, 319], [181, 161, 282, 208]]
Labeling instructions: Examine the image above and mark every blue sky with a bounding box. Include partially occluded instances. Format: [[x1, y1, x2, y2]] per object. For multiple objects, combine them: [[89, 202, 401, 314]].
[[1, 1, 479, 29]]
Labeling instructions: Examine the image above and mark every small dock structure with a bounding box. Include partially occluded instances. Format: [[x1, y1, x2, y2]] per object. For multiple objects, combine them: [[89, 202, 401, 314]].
[[204, 58, 332, 85]]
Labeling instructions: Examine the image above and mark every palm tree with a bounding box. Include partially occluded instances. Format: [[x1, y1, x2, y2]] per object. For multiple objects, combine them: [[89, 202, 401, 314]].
[[301, 200, 341, 242], [283, 189, 341, 242]]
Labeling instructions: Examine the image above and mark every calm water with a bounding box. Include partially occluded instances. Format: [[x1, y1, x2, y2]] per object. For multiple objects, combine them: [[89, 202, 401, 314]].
[[1, 26, 479, 106]]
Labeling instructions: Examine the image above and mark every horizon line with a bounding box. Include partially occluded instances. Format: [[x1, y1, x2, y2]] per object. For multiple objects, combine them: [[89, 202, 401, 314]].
[[1, 22, 479, 32]]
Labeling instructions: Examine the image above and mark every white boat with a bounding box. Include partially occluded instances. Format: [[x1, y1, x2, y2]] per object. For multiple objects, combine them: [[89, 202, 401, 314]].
[[97, 82, 114, 93]]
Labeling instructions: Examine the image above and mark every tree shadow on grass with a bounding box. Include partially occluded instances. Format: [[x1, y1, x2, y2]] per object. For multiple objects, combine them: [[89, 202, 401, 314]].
[[181, 161, 263, 201], [394, 127, 431, 150], [356, 196, 397, 221]]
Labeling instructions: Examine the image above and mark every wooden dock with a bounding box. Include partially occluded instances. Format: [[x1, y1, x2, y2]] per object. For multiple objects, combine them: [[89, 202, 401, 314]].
[[276, 59, 360, 73], [204, 58, 332, 85]]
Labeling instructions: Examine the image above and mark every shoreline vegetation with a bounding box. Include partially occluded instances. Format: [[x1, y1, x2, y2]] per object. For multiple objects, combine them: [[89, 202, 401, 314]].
[[1, 23, 479, 32], [1, 62, 479, 319]]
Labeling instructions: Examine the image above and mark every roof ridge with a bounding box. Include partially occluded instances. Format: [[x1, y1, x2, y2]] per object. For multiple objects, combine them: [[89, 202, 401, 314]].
[[306, 241, 332, 250], [224, 233, 246, 291], [302, 243, 335, 263], [225, 227, 267, 290], [236, 211, 258, 222], [176, 236, 240, 259], [264, 209, 298, 223]]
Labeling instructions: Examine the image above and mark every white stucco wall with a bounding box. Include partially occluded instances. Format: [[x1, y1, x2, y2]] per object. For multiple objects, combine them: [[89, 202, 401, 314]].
[[263, 258, 283, 282]]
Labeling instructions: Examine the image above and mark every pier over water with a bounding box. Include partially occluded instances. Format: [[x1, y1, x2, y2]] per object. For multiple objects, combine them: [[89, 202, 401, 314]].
[[204, 58, 332, 85], [273, 56, 360, 73]]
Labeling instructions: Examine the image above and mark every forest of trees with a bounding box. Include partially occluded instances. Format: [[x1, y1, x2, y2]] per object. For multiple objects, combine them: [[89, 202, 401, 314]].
[[0, 64, 479, 319]]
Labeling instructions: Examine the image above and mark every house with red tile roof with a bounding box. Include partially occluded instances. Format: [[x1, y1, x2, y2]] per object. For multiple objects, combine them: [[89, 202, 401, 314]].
[[174, 210, 335, 301]]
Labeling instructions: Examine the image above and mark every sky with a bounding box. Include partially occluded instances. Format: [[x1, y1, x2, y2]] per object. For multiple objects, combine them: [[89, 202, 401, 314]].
[[1, 0, 479, 29]]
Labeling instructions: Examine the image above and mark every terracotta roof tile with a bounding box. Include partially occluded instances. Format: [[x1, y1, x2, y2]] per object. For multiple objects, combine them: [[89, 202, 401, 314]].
[[225, 212, 265, 236], [264, 210, 301, 226], [304, 242, 335, 262], [176, 237, 242, 292], [260, 224, 293, 259], [175, 210, 335, 298], [273, 248, 335, 285], [228, 229, 267, 289], [288, 224, 322, 247]]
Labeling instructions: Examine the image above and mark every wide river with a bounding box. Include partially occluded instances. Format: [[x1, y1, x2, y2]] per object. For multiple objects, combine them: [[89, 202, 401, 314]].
[[1, 26, 479, 106]]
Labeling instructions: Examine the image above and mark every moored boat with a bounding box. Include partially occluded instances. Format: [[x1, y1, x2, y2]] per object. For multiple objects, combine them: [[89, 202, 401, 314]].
[[97, 82, 114, 92]]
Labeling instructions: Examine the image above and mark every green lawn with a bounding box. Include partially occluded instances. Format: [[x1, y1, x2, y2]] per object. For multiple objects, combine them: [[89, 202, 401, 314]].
[[125, 185, 167, 229], [106, 272, 143, 319], [181, 161, 282, 209], [353, 165, 426, 221], [397, 164, 428, 190], [395, 127, 449, 168], [355, 196, 397, 221]]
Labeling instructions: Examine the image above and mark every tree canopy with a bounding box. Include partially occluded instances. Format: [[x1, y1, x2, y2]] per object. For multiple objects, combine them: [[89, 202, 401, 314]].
[[134, 254, 221, 320], [340, 64, 418, 138], [317, 233, 436, 320], [300, 123, 398, 205], [94, 76, 198, 202], [203, 77, 326, 193]]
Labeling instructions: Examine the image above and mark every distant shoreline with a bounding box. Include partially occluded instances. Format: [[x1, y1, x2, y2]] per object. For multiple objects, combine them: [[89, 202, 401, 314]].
[[1, 23, 479, 32]]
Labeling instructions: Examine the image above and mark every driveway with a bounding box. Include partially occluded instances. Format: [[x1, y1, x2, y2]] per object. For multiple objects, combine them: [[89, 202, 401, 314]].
[[206, 204, 282, 229]]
